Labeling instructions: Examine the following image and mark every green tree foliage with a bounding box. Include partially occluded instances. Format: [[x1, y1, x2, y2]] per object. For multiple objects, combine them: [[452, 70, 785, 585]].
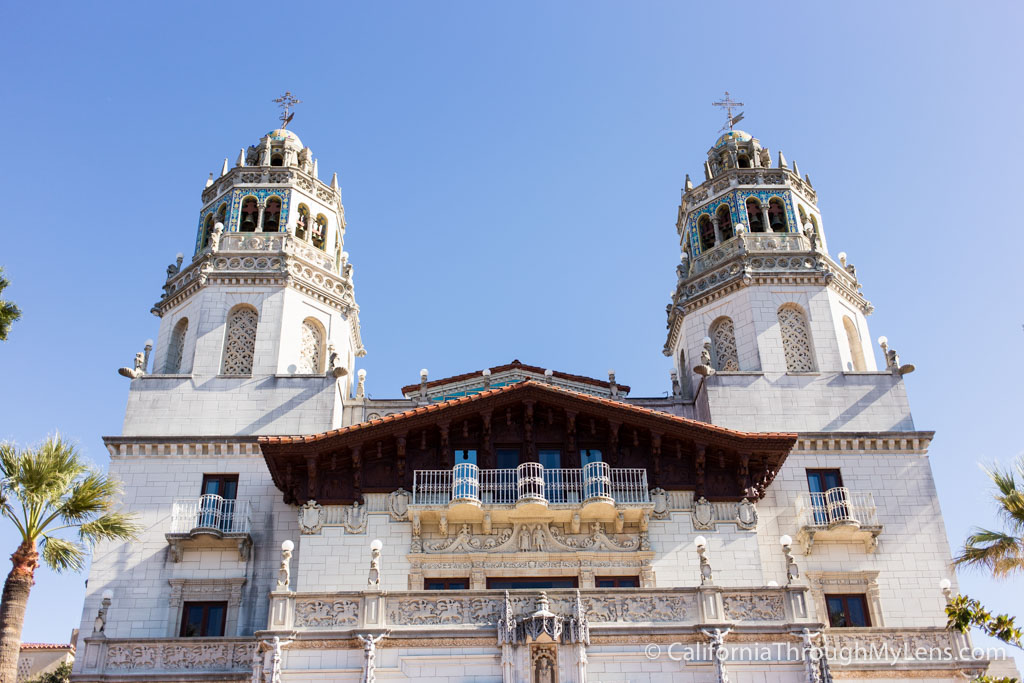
[[0, 268, 20, 341]]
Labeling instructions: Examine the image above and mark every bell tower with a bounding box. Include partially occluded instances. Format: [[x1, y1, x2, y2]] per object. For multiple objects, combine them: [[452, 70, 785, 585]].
[[120, 101, 366, 437], [665, 106, 914, 433]]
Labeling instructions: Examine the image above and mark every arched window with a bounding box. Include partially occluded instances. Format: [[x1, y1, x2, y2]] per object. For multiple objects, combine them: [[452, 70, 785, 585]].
[[843, 315, 867, 371], [698, 215, 715, 251], [777, 304, 815, 372], [216, 203, 227, 225], [263, 196, 282, 232], [709, 317, 740, 371], [165, 318, 188, 373], [296, 204, 310, 240], [809, 214, 820, 240], [298, 318, 325, 374], [768, 198, 787, 233], [221, 306, 259, 375], [312, 214, 328, 250], [201, 214, 215, 249], [716, 205, 734, 241], [270, 153, 283, 167], [737, 154, 751, 168], [798, 205, 809, 229], [240, 196, 259, 232], [746, 198, 765, 232]]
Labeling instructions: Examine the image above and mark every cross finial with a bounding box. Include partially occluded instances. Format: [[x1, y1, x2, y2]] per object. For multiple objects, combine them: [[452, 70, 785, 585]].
[[272, 91, 302, 128], [712, 91, 745, 132]]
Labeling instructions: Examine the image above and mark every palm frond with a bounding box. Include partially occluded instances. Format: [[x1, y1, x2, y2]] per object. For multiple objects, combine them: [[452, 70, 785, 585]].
[[954, 527, 1024, 577], [39, 535, 86, 573], [57, 472, 122, 524], [79, 512, 142, 545], [982, 458, 1024, 533]]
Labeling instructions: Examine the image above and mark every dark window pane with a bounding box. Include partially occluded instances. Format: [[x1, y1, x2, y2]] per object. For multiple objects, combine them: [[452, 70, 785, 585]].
[[486, 577, 578, 590], [182, 605, 204, 636], [206, 604, 225, 636], [596, 577, 638, 588], [826, 596, 846, 626], [496, 449, 519, 469], [846, 597, 869, 627]]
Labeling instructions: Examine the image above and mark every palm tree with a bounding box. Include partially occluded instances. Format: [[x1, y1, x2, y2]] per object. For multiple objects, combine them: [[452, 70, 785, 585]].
[[0, 436, 139, 683], [0, 268, 20, 341], [954, 456, 1024, 578]]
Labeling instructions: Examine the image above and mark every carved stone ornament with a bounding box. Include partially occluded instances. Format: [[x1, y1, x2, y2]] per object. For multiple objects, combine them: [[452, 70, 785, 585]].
[[421, 522, 641, 555], [737, 498, 758, 529], [387, 488, 410, 521], [298, 500, 326, 535], [650, 488, 670, 519], [693, 497, 714, 529], [343, 500, 368, 534]]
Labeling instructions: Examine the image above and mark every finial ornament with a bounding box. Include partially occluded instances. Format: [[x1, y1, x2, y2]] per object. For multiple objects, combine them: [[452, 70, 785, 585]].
[[272, 91, 302, 128], [712, 91, 745, 132]]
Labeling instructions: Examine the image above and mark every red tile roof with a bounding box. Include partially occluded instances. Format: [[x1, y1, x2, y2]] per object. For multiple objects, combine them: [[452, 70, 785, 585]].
[[260, 379, 795, 449], [20, 643, 73, 651], [399, 360, 631, 396]]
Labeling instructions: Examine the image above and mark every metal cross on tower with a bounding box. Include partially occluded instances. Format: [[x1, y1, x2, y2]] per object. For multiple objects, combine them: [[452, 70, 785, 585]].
[[712, 91, 745, 132], [272, 91, 302, 128]]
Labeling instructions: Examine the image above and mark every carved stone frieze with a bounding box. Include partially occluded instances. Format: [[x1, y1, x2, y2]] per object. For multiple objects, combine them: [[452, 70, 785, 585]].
[[104, 640, 255, 671], [421, 522, 641, 554], [721, 592, 785, 621], [294, 598, 360, 627]]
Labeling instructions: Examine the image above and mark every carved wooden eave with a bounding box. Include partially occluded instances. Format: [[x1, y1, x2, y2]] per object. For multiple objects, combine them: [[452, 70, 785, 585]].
[[259, 380, 796, 506]]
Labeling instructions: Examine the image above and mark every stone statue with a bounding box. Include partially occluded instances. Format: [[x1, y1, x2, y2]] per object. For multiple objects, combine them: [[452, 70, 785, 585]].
[[759, 148, 771, 168], [268, 636, 293, 683], [276, 542, 293, 591], [532, 525, 545, 551], [245, 144, 261, 166], [259, 139, 272, 166], [535, 656, 554, 683], [519, 526, 532, 552], [357, 632, 387, 683], [367, 543, 381, 588]]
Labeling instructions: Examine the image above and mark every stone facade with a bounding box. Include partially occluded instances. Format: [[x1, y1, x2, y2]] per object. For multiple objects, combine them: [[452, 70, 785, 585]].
[[70, 124, 1014, 683]]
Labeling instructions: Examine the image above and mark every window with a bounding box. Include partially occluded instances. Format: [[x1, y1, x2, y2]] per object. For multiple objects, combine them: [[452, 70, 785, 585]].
[[239, 197, 259, 232], [312, 214, 328, 250], [768, 198, 787, 232], [825, 594, 871, 627], [539, 449, 564, 503], [221, 306, 258, 375], [199, 475, 238, 532], [778, 304, 815, 372], [843, 316, 867, 371], [263, 197, 282, 232], [798, 205, 809, 229], [698, 215, 715, 251], [580, 449, 602, 466], [709, 316, 739, 371], [716, 205, 734, 241], [737, 154, 750, 168], [426, 578, 469, 590], [496, 449, 520, 469], [297, 318, 324, 374], [746, 198, 764, 232], [596, 576, 639, 588], [270, 153, 283, 167], [216, 203, 227, 226], [165, 318, 188, 374], [487, 577, 578, 590], [806, 469, 847, 526], [296, 204, 310, 240], [180, 601, 227, 637], [201, 214, 215, 249]]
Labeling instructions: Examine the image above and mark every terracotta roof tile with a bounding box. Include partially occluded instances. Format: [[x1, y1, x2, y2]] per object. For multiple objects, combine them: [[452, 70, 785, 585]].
[[258, 380, 795, 447]]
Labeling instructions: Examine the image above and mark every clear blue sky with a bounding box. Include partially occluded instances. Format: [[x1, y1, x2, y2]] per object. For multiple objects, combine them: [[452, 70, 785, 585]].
[[1, 0, 1021, 661]]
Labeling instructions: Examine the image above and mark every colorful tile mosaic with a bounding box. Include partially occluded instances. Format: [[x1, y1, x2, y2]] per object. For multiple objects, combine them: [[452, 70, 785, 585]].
[[194, 189, 292, 253], [687, 189, 796, 255]]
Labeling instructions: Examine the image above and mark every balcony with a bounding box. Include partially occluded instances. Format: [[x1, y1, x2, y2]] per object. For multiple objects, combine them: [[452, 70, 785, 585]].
[[411, 463, 650, 524], [165, 495, 253, 562], [795, 487, 882, 553]]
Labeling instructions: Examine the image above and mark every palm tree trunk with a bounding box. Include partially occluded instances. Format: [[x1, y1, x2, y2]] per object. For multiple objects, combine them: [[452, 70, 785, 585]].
[[0, 541, 38, 683]]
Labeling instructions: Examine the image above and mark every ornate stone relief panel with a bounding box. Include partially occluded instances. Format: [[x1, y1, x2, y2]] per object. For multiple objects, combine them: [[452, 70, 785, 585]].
[[419, 521, 645, 554]]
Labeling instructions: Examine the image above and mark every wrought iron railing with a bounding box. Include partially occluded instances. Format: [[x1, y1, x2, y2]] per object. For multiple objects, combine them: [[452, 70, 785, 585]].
[[169, 495, 252, 535], [797, 487, 878, 529], [412, 464, 649, 506]]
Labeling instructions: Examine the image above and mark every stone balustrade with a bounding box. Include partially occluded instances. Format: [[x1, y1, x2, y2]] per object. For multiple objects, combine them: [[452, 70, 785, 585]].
[[268, 586, 815, 633], [76, 637, 255, 678]]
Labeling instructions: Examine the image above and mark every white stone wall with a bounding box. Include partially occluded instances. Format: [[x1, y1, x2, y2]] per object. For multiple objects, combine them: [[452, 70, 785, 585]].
[[73, 447, 299, 644], [296, 516, 412, 592]]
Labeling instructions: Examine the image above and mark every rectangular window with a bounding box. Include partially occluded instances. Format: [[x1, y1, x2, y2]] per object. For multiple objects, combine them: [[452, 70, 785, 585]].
[[595, 576, 639, 588], [825, 594, 871, 627], [496, 449, 520, 469], [486, 577, 579, 590], [538, 449, 564, 502], [454, 449, 477, 465], [198, 475, 239, 531], [180, 601, 227, 637], [580, 449, 602, 466], [425, 578, 470, 590], [806, 469, 846, 525]]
